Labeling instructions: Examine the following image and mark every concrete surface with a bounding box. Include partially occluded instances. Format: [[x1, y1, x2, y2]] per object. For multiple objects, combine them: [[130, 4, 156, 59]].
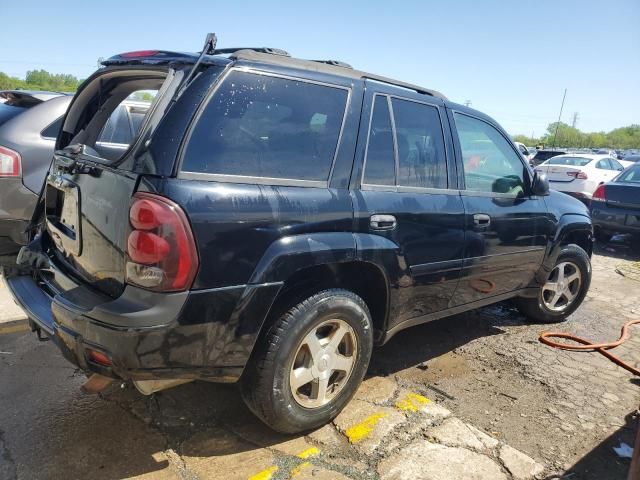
[[0, 276, 27, 328], [0, 242, 638, 480]]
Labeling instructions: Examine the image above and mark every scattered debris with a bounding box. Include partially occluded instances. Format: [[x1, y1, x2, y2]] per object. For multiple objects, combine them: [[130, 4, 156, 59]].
[[613, 442, 634, 459]]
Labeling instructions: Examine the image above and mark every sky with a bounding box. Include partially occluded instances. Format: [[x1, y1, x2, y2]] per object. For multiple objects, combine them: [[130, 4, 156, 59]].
[[1, 0, 638, 137]]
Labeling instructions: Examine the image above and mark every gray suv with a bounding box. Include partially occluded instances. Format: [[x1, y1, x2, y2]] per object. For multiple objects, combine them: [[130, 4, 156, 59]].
[[0, 91, 149, 261], [0, 91, 72, 258]]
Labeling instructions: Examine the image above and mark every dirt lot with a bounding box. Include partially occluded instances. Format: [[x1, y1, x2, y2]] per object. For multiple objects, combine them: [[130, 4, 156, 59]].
[[1, 240, 639, 480]]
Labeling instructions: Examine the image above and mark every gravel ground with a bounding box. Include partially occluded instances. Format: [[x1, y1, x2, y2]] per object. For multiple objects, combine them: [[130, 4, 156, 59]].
[[0, 239, 638, 479]]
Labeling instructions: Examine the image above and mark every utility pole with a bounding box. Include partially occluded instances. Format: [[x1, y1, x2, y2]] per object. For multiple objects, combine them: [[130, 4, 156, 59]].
[[571, 112, 579, 128], [464, 100, 472, 107], [552, 88, 567, 148]]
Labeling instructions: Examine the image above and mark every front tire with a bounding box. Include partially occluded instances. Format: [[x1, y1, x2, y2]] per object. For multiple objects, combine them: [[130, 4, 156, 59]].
[[516, 244, 591, 324], [241, 289, 373, 433]]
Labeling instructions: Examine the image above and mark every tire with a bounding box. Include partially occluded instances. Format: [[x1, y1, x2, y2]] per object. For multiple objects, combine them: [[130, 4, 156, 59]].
[[594, 227, 611, 244], [516, 244, 591, 324], [241, 289, 373, 433]]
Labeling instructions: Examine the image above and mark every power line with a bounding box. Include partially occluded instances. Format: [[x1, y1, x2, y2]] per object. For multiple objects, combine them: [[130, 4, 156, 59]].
[[552, 88, 567, 148]]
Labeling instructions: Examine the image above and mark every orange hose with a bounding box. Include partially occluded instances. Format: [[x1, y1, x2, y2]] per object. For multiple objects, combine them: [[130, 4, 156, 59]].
[[539, 319, 640, 376]]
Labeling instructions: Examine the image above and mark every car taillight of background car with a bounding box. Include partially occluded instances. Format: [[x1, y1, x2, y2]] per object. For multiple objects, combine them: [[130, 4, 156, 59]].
[[0, 145, 21, 177]]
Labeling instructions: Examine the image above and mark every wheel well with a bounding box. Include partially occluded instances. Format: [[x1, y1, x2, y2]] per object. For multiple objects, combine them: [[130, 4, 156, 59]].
[[562, 230, 593, 257], [265, 262, 389, 342]]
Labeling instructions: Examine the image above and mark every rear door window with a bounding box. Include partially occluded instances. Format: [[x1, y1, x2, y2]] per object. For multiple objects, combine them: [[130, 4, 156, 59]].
[[181, 70, 349, 183], [363, 95, 396, 186], [392, 98, 447, 189]]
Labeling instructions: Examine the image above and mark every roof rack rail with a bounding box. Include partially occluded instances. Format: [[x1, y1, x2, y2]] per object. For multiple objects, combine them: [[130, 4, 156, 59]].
[[310, 60, 353, 69], [363, 74, 446, 99], [214, 47, 290, 57]]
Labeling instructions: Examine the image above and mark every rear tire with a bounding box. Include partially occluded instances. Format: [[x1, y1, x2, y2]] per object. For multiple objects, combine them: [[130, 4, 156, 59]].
[[516, 244, 591, 324], [594, 227, 611, 244], [241, 289, 373, 433]]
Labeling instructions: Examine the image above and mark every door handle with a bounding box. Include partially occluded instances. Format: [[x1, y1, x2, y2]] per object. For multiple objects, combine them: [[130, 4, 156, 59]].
[[370, 214, 397, 230], [473, 214, 491, 228]]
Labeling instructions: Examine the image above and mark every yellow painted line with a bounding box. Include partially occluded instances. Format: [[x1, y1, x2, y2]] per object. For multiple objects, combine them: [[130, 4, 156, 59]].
[[395, 392, 431, 412], [344, 412, 388, 443], [289, 461, 311, 478], [248, 444, 320, 479], [248, 466, 278, 480], [296, 447, 320, 459], [0, 323, 30, 335]]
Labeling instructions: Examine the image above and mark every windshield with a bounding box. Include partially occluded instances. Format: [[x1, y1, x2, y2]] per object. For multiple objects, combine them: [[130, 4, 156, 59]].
[[547, 156, 592, 167]]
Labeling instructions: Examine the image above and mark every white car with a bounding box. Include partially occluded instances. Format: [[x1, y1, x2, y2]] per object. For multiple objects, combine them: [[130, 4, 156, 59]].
[[534, 154, 625, 202], [514, 141, 533, 162]]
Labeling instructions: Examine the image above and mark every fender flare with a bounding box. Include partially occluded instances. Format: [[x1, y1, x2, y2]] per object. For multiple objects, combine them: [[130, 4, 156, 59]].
[[541, 213, 593, 275]]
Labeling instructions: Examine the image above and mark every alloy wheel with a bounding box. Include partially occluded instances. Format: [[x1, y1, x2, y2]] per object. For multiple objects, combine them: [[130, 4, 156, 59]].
[[289, 319, 358, 409]]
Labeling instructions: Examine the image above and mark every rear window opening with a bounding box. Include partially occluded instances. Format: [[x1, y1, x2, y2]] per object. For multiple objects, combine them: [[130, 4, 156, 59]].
[[59, 69, 170, 164]]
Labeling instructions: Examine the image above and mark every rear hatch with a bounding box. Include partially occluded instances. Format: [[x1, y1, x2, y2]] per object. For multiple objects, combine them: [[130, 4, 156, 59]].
[[43, 67, 174, 297], [602, 183, 640, 210]]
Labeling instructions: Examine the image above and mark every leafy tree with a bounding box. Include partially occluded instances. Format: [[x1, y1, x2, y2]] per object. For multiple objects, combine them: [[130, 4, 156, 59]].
[[0, 69, 81, 92], [513, 134, 540, 146]]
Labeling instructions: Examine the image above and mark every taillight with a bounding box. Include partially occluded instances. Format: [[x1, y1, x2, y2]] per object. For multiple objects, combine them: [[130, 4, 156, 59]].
[[566, 170, 588, 180], [593, 184, 606, 200], [87, 349, 112, 367], [126, 192, 199, 292], [0, 146, 21, 177]]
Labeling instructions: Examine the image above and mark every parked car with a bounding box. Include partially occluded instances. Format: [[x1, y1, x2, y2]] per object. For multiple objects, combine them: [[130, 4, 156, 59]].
[[534, 154, 625, 203], [0, 91, 72, 258], [0, 92, 149, 263], [529, 149, 566, 167], [6, 38, 594, 434], [591, 164, 640, 247], [514, 141, 532, 162], [622, 154, 640, 163]]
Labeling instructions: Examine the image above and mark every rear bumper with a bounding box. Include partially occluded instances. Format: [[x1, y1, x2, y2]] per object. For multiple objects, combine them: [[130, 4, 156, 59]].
[[591, 202, 640, 237], [7, 240, 282, 382]]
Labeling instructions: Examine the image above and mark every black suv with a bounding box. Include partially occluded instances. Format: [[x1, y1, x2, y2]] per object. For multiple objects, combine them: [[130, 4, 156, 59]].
[[7, 35, 593, 433]]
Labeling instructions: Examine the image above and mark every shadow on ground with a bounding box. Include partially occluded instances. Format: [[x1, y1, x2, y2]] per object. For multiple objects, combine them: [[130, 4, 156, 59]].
[[559, 407, 638, 480]]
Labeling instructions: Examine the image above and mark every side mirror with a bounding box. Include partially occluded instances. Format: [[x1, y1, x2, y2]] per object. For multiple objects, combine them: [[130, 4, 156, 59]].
[[531, 171, 550, 196]]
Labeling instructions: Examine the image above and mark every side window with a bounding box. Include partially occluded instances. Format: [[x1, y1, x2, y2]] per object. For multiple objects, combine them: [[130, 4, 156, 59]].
[[181, 70, 348, 182], [41, 116, 63, 139], [454, 113, 527, 196], [596, 159, 610, 170], [363, 95, 395, 185], [392, 98, 447, 189]]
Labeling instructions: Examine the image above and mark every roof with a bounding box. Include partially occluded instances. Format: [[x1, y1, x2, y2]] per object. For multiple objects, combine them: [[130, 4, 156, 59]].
[[102, 48, 447, 100], [228, 50, 448, 100]]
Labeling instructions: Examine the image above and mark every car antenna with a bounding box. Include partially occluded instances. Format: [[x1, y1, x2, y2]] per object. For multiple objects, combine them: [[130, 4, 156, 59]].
[[175, 33, 217, 99]]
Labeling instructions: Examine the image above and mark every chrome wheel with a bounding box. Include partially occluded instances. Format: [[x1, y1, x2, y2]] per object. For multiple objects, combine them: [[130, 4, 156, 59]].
[[542, 261, 582, 312], [289, 319, 358, 409]]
